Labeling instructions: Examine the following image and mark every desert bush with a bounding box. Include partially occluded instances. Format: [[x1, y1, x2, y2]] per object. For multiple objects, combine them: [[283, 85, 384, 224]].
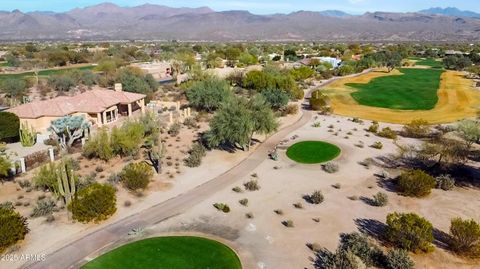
[[385, 212, 434, 253], [449, 218, 480, 258], [0, 207, 29, 253], [183, 117, 198, 129], [120, 162, 153, 191], [33, 162, 57, 192], [83, 128, 114, 161], [339, 232, 382, 267], [402, 119, 430, 138], [306, 190, 324, 204], [239, 199, 249, 206], [95, 165, 104, 173], [244, 180, 260, 191], [18, 179, 31, 189], [397, 169, 436, 197], [372, 192, 388, 207], [245, 212, 254, 219], [30, 198, 56, 218], [213, 203, 230, 213], [168, 123, 181, 136], [68, 183, 116, 223], [232, 186, 242, 193], [436, 174, 455, 191], [111, 121, 145, 157], [384, 248, 415, 269], [367, 122, 379, 133], [283, 220, 294, 227], [371, 141, 383, 149], [314, 248, 366, 269], [322, 162, 339, 173], [309, 90, 331, 113], [0, 112, 19, 143], [184, 143, 206, 167], [377, 127, 397, 139], [279, 104, 299, 116], [293, 202, 304, 209]]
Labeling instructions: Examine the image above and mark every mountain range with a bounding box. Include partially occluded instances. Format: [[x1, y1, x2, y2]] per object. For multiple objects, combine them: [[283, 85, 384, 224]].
[[420, 7, 480, 18], [0, 3, 479, 41]]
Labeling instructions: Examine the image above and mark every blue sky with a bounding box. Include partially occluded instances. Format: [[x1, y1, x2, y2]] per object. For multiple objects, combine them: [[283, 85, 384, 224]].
[[1, 0, 479, 14]]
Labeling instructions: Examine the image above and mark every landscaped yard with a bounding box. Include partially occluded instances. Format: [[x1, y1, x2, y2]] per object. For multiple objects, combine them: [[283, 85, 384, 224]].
[[347, 68, 444, 110], [286, 141, 341, 164], [81, 236, 242, 269]]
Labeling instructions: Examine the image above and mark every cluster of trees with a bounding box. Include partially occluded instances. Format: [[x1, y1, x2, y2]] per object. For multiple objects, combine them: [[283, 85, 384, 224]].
[[443, 55, 473, 71], [204, 95, 278, 151], [0, 112, 20, 143], [242, 67, 304, 100]]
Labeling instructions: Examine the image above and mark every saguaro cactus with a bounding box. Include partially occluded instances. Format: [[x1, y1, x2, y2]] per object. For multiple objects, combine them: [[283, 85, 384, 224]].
[[56, 161, 76, 205], [19, 122, 36, 147], [148, 141, 166, 174]]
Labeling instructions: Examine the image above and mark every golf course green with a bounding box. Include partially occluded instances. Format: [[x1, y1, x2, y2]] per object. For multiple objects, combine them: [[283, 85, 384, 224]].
[[81, 236, 242, 269], [286, 141, 341, 164], [347, 68, 444, 110]]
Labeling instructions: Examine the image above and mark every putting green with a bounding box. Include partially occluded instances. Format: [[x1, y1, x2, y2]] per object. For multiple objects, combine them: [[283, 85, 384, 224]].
[[81, 236, 242, 269], [347, 68, 444, 110], [286, 141, 341, 164]]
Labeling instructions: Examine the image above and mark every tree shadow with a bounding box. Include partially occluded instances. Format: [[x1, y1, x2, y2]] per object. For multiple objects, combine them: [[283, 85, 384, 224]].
[[355, 218, 388, 244], [359, 196, 375, 206], [375, 177, 397, 193], [433, 228, 451, 251]]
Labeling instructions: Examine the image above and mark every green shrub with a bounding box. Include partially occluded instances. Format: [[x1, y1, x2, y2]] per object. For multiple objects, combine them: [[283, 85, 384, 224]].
[[402, 119, 430, 138], [120, 162, 153, 191], [239, 199, 249, 206], [68, 183, 116, 223], [384, 248, 415, 269], [111, 121, 145, 156], [30, 198, 56, 218], [339, 232, 382, 267], [310, 90, 331, 113], [385, 212, 434, 253], [367, 122, 379, 133], [306, 190, 324, 204], [0, 112, 19, 143], [244, 180, 260, 191], [213, 203, 230, 213], [449, 218, 480, 258], [83, 128, 114, 161], [372, 192, 388, 207], [397, 170, 436, 197], [184, 143, 206, 167], [167, 123, 181, 137], [371, 141, 383, 149], [377, 127, 397, 139], [0, 207, 29, 253], [436, 174, 455, 191]]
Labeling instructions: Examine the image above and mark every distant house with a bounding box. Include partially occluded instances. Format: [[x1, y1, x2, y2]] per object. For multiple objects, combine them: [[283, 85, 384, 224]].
[[131, 61, 173, 80], [444, 50, 467, 56], [299, 57, 342, 68], [7, 85, 145, 133]]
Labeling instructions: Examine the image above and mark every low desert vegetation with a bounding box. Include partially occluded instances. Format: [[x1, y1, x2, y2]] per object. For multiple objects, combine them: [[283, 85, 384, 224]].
[[0, 205, 29, 254], [384, 212, 434, 253], [120, 162, 154, 192], [68, 183, 117, 223], [396, 169, 436, 197]]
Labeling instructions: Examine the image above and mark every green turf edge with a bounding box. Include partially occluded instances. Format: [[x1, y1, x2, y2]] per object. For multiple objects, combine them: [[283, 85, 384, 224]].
[[286, 140, 341, 164], [80, 236, 242, 269]]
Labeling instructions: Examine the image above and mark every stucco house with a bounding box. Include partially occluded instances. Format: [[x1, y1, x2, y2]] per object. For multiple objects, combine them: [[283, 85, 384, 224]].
[[7, 84, 146, 133]]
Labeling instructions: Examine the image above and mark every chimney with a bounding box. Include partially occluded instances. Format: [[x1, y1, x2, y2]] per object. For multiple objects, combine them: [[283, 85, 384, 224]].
[[114, 83, 123, 92]]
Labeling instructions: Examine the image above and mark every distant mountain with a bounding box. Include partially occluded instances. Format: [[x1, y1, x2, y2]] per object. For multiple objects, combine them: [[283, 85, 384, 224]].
[[318, 10, 352, 17], [420, 7, 480, 18], [0, 3, 479, 41]]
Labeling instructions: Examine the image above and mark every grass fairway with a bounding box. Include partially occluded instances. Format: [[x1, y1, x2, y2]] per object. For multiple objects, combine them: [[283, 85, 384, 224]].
[[415, 58, 443, 69], [287, 141, 341, 164], [81, 236, 242, 269], [323, 70, 480, 124], [347, 68, 444, 110], [0, 65, 95, 81]]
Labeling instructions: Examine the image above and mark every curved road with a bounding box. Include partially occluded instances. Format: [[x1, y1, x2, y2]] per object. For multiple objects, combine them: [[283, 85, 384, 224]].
[[24, 107, 313, 269]]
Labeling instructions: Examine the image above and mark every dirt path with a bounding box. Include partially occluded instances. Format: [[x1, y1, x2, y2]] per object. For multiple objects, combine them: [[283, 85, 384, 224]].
[[23, 109, 312, 269]]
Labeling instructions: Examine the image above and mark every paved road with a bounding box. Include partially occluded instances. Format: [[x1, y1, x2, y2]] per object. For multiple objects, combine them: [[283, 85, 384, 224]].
[[24, 108, 313, 269]]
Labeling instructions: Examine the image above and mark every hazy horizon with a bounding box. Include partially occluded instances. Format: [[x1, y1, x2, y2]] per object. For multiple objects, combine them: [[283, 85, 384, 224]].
[[0, 0, 479, 15]]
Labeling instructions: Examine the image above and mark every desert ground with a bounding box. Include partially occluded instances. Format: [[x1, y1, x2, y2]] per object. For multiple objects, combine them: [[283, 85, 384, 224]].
[[135, 113, 480, 269]]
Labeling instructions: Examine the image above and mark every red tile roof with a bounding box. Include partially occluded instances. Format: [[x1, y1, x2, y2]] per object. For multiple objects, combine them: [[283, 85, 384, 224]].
[[8, 88, 145, 119]]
